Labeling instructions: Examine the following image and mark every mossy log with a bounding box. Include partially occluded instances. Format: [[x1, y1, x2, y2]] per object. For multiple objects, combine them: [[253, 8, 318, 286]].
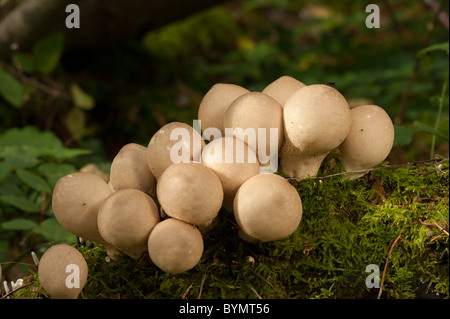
[[13, 157, 449, 299]]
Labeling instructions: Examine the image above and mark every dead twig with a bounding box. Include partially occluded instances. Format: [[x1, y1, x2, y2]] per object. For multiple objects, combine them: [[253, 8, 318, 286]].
[[246, 283, 263, 299], [247, 267, 284, 298], [1, 282, 33, 299], [197, 266, 208, 299], [435, 209, 449, 229], [295, 157, 449, 181], [419, 218, 449, 237], [378, 232, 404, 299], [181, 281, 195, 299], [0, 61, 71, 100]]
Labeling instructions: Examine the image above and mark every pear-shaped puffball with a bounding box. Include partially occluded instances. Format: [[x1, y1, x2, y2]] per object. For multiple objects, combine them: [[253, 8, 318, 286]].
[[148, 218, 203, 274], [338, 105, 394, 179], [38, 244, 88, 299], [157, 162, 223, 227], [98, 189, 160, 260], [110, 143, 156, 198], [281, 84, 352, 180], [52, 173, 112, 246], [201, 136, 260, 211], [233, 173, 302, 242], [262, 75, 306, 107], [198, 83, 249, 138], [146, 122, 205, 179], [223, 92, 284, 171]]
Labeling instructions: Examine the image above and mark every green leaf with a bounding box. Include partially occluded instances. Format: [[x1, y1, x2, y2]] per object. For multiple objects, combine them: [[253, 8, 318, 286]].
[[393, 125, 415, 146], [0, 66, 24, 108], [0, 194, 40, 213], [1, 219, 38, 230], [33, 32, 64, 73], [53, 148, 91, 159], [66, 107, 86, 140], [33, 218, 75, 242], [70, 83, 95, 110], [0, 161, 12, 181], [0, 126, 90, 164], [417, 42, 449, 57], [12, 53, 35, 73], [38, 163, 77, 188], [413, 121, 449, 140], [16, 168, 52, 193]]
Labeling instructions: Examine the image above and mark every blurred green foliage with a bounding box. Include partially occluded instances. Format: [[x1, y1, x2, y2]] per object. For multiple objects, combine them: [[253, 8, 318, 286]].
[[0, 126, 91, 278], [1, 1, 448, 156]]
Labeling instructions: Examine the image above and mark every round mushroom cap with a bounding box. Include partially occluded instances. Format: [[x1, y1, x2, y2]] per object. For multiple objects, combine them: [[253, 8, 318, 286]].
[[262, 75, 306, 107], [198, 83, 249, 137], [223, 92, 284, 157], [38, 244, 88, 299], [110, 143, 156, 198], [157, 162, 223, 226], [338, 105, 394, 178], [201, 136, 260, 211], [283, 84, 351, 153], [148, 218, 203, 274], [233, 173, 302, 242], [147, 122, 205, 180], [52, 172, 112, 245], [98, 189, 160, 260]]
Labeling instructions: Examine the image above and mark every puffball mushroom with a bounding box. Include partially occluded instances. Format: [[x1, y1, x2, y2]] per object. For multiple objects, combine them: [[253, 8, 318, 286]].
[[148, 218, 204, 274], [38, 244, 88, 299], [198, 83, 249, 138], [233, 173, 302, 242], [110, 143, 156, 198], [201, 136, 260, 211], [97, 189, 160, 261], [52, 172, 118, 257], [281, 84, 352, 180], [157, 162, 223, 227], [338, 105, 395, 179], [146, 122, 205, 179], [223, 92, 284, 168], [262, 75, 306, 107]]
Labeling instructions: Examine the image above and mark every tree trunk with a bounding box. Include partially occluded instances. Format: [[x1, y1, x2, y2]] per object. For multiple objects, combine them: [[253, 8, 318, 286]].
[[0, 0, 228, 61]]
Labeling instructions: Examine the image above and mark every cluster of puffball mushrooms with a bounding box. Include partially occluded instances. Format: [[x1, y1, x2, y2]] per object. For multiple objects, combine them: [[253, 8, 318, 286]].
[[35, 75, 394, 298]]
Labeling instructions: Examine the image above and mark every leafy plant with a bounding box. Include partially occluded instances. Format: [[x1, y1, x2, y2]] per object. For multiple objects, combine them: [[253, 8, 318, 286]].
[[0, 31, 97, 143], [393, 42, 449, 156], [0, 126, 91, 275]]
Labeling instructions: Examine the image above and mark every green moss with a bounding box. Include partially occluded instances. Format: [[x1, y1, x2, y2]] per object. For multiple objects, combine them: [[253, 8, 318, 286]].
[[11, 157, 449, 299]]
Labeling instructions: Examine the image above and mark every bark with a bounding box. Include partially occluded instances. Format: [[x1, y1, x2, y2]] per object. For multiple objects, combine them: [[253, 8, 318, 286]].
[[0, 0, 228, 61]]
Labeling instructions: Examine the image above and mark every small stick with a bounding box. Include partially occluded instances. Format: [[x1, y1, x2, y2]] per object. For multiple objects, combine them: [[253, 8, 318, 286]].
[[182, 281, 194, 299], [305, 158, 448, 181], [246, 283, 263, 299], [247, 267, 284, 298], [377, 232, 403, 299], [197, 266, 208, 299], [1, 282, 33, 299], [39, 192, 47, 224]]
